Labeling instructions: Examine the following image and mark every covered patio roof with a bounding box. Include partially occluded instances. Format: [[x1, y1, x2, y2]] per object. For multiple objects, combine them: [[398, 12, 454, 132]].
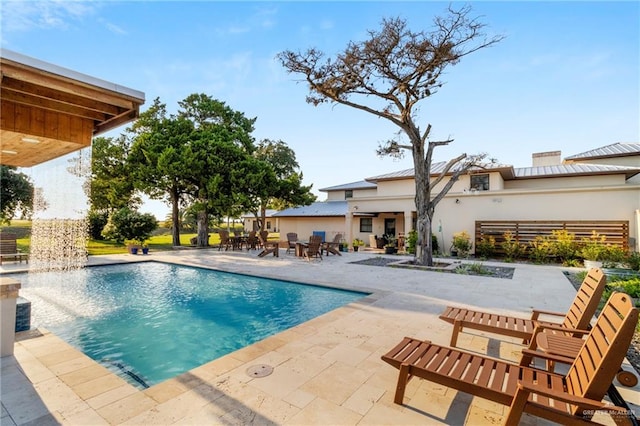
[[0, 49, 145, 167]]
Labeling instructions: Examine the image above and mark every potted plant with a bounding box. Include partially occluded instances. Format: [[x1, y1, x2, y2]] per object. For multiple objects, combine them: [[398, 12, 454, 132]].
[[125, 239, 142, 255], [579, 231, 606, 269], [384, 236, 397, 254], [141, 242, 150, 255], [352, 238, 364, 252]]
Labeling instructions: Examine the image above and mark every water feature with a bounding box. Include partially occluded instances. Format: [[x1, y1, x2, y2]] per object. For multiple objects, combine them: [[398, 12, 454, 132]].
[[28, 149, 91, 272]]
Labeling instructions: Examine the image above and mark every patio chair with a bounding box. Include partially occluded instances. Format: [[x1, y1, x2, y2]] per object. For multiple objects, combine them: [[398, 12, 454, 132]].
[[217, 230, 231, 251], [303, 235, 323, 261], [518, 313, 639, 388], [245, 231, 258, 250], [257, 233, 279, 257], [0, 233, 28, 265], [381, 292, 638, 425], [439, 267, 607, 346], [286, 232, 298, 254], [323, 233, 342, 256]]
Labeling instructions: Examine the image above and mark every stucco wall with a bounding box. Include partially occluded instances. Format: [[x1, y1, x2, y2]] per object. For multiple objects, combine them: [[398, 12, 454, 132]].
[[275, 217, 346, 243], [431, 186, 639, 253]]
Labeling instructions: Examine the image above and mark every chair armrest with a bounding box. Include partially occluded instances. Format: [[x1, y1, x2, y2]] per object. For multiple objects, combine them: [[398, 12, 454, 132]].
[[516, 381, 612, 411], [532, 324, 591, 336], [520, 348, 575, 365], [530, 309, 565, 320]]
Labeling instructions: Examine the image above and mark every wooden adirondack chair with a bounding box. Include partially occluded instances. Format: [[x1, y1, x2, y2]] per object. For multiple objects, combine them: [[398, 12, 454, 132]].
[[303, 235, 323, 261], [439, 268, 607, 346], [286, 233, 298, 254], [257, 233, 279, 257], [382, 292, 638, 425], [217, 230, 231, 251], [323, 233, 342, 256]]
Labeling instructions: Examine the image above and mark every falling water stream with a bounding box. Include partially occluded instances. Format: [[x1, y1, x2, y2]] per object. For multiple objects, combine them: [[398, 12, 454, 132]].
[[27, 149, 91, 272]]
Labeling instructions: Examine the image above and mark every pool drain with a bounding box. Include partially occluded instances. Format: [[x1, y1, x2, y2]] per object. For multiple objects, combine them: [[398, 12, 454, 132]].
[[246, 364, 273, 378]]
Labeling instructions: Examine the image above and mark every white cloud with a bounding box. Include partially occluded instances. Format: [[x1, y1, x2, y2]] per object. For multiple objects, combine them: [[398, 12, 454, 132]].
[[103, 20, 127, 35], [1, 0, 98, 32]]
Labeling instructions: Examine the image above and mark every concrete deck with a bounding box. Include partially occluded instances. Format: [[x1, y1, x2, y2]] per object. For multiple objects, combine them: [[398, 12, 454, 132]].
[[1, 248, 638, 425]]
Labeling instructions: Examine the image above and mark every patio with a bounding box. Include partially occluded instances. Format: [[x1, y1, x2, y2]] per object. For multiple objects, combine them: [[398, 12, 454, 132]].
[[1, 249, 638, 425]]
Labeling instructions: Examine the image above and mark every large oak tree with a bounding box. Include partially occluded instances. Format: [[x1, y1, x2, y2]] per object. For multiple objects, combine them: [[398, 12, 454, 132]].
[[278, 5, 502, 265]]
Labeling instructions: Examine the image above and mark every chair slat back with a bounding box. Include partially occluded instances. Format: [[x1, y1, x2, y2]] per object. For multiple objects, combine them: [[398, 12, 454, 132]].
[[0, 233, 18, 254], [287, 233, 298, 243], [307, 235, 323, 255], [219, 230, 230, 243], [565, 292, 638, 415], [561, 268, 607, 330]]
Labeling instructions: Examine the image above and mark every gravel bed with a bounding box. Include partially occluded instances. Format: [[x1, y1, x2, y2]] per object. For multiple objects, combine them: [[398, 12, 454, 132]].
[[349, 256, 515, 279]]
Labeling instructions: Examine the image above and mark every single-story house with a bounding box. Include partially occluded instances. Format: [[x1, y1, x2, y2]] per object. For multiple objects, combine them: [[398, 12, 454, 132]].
[[273, 143, 640, 252], [241, 209, 280, 233]]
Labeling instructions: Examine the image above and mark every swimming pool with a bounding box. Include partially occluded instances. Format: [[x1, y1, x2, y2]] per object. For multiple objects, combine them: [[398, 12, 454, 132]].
[[16, 262, 367, 388]]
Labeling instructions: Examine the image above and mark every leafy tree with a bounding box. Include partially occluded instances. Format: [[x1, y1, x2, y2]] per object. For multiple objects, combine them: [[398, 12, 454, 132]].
[[89, 136, 140, 213], [249, 139, 316, 231], [177, 94, 258, 246], [128, 98, 195, 246], [0, 166, 34, 224], [278, 5, 502, 265]]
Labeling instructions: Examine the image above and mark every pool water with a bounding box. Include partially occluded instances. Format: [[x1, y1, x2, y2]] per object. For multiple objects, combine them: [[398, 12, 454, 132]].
[[16, 262, 367, 388]]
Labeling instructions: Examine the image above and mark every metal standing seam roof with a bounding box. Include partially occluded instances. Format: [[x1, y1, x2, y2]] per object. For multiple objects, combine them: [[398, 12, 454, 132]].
[[318, 180, 378, 192], [365, 162, 514, 182], [272, 201, 348, 217], [241, 209, 279, 219], [565, 143, 640, 160], [515, 163, 640, 179]]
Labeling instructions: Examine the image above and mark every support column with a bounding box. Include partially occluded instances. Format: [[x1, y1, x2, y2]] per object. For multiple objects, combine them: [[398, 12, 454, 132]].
[[346, 212, 353, 250], [404, 210, 413, 236], [1, 277, 21, 357]]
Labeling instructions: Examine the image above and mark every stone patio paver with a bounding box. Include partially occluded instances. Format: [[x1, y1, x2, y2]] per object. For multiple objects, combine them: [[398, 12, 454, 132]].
[[1, 248, 638, 425]]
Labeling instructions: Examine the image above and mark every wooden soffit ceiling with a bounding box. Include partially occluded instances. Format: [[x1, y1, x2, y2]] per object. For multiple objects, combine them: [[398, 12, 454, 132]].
[[0, 49, 145, 167]]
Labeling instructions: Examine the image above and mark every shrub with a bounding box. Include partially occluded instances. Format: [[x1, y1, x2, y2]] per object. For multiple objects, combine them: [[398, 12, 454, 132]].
[[626, 251, 640, 271], [551, 229, 578, 265], [102, 207, 158, 244], [502, 231, 524, 262], [432, 234, 439, 254], [601, 245, 627, 268], [579, 231, 607, 261], [87, 210, 108, 240], [452, 231, 472, 258], [475, 235, 496, 259], [406, 230, 417, 254], [529, 235, 555, 264]]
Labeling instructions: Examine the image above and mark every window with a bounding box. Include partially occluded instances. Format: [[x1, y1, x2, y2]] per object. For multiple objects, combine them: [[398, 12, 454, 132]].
[[345, 190, 353, 199], [470, 174, 490, 191], [360, 218, 372, 233], [266, 221, 271, 229]]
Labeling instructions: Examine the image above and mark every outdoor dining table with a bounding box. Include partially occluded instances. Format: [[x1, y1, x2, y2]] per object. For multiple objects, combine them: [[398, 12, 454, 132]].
[[295, 241, 309, 257], [231, 235, 248, 250]]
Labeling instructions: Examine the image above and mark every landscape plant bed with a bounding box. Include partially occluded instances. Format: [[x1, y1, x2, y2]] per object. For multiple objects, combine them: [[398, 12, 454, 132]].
[[564, 270, 640, 377], [350, 256, 515, 279]]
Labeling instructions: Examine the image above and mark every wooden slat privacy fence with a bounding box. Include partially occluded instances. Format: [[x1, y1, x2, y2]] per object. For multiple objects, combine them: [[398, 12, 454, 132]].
[[475, 220, 629, 256]]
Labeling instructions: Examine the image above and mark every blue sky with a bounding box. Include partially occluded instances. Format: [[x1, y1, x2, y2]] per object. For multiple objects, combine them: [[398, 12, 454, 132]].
[[2, 1, 638, 219]]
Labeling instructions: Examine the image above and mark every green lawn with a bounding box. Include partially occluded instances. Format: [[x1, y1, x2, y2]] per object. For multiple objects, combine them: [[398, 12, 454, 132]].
[[2, 222, 280, 255]]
